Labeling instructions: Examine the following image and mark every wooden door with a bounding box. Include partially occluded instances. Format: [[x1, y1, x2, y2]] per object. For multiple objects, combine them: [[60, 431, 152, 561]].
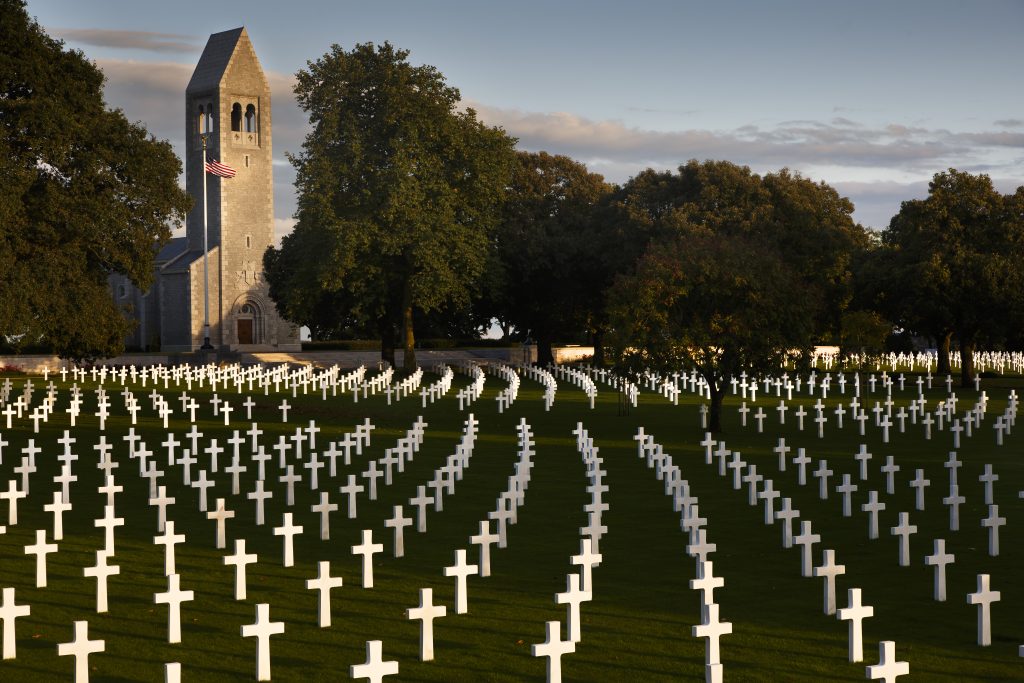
[[237, 319, 253, 345]]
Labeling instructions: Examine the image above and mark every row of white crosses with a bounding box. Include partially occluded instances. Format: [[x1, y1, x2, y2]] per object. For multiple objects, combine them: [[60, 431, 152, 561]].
[[531, 423, 604, 683], [235, 413, 481, 680], [581, 365, 641, 407], [633, 426, 733, 683], [452, 361, 486, 410], [549, 365, 597, 409], [389, 418, 528, 674], [353, 366, 394, 403], [815, 350, 1024, 377], [516, 363, 558, 411], [696, 432, 914, 681], [420, 364, 454, 408], [0, 372, 490, 680], [384, 367, 423, 405], [769, 431, 1011, 652], [483, 363, 520, 413]]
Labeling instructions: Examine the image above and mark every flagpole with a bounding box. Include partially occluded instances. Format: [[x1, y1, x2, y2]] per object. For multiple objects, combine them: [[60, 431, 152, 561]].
[[200, 134, 213, 350]]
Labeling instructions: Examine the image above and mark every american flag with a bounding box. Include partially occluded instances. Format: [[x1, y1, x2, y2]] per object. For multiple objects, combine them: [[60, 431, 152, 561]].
[[205, 156, 236, 178]]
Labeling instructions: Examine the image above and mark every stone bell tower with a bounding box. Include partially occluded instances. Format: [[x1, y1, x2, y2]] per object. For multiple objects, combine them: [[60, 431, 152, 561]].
[[159, 26, 299, 351]]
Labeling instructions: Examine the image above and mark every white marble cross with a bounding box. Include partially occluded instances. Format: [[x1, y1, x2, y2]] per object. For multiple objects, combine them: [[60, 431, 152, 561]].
[[241, 603, 285, 681], [385, 505, 413, 558], [207, 498, 235, 549], [861, 491, 886, 540], [571, 537, 602, 593], [150, 485, 175, 533], [967, 574, 1000, 646], [924, 538, 955, 601], [532, 621, 575, 683], [692, 602, 732, 666], [24, 529, 58, 587], [837, 587, 874, 662], [57, 620, 105, 683], [982, 504, 1006, 556], [352, 529, 384, 588], [889, 512, 917, 566], [444, 548, 479, 614], [774, 498, 800, 548], [979, 464, 999, 505], [854, 444, 872, 480], [942, 485, 965, 531], [813, 460, 832, 500], [794, 521, 821, 577], [340, 474, 365, 519], [909, 469, 929, 511], [866, 640, 909, 682], [154, 520, 186, 575], [837, 475, 857, 517], [0, 587, 30, 660], [556, 572, 592, 643], [407, 588, 446, 661], [224, 539, 258, 600], [690, 560, 724, 623], [272, 512, 303, 567], [880, 456, 899, 495], [83, 550, 120, 613], [44, 490, 72, 541], [812, 549, 846, 615], [792, 448, 811, 485], [154, 573, 194, 644], [470, 519, 500, 576], [311, 492, 338, 541], [351, 639, 399, 683], [306, 560, 344, 627]]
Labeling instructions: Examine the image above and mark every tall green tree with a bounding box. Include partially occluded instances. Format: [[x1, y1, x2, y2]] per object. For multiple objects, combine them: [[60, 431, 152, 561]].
[[607, 160, 865, 431], [485, 151, 613, 365], [266, 42, 516, 368], [0, 0, 190, 359], [882, 169, 1024, 386]]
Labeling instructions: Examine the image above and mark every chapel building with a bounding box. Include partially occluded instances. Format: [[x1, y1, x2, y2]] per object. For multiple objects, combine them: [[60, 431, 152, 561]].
[[110, 27, 300, 352]]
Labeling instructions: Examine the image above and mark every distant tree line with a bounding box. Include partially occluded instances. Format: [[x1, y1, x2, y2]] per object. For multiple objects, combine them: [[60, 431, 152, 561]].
[[263, 43, 1024, 409]]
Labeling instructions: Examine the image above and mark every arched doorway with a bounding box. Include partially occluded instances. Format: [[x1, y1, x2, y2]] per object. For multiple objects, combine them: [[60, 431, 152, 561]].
[[236, 301, 263, 345]]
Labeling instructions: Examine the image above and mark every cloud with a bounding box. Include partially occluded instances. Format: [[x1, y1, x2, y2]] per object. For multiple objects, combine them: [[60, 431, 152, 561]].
[[994, 119, 1024, 128], [468, 102, 1024, 189], [273, 218, 297, 247], [51, 28, 200, 53]]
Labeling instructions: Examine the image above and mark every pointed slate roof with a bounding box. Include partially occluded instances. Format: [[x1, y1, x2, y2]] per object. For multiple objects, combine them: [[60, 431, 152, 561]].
[[186, 27, 245, 93]]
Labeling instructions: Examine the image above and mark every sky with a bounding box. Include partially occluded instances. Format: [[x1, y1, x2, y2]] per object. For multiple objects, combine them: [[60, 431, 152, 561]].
[[24, 0, 1024, 240]]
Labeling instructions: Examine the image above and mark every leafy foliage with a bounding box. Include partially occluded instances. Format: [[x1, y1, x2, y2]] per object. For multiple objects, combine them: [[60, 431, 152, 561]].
[[265, 42, 516, 367], [881, 169, 1024, 384], [607, 160, 864, 430], [484, 151, 613, 364], [0, 0, 190, 360]]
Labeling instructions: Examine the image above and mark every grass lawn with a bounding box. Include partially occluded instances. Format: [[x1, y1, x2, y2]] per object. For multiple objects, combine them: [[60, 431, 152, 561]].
[[0, 362, 1021, 681]]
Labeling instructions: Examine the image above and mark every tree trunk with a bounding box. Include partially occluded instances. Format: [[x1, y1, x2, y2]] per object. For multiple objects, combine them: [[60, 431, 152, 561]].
[[401, 282, 416, 371], [960, 335, 976, 389], [936, 331, 952, 375], [378, 317, 396, 368], [592, 328, 605, 367], [708, 383, 724, 433], [537, 332, 554, 367]]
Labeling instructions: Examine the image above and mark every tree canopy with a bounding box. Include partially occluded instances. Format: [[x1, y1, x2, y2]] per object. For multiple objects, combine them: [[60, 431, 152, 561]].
[[265, 42, 516, 368], [880, 169, 1024, 385], [607, 160, 865, 431], [483, 151, 613, 365], [0, 0, 191, 359]]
